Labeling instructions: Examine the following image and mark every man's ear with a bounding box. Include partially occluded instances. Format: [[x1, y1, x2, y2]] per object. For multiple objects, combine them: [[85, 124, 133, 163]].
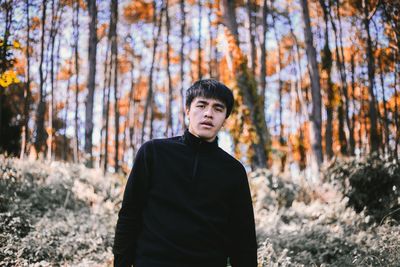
[[185, 107, 190, 117]]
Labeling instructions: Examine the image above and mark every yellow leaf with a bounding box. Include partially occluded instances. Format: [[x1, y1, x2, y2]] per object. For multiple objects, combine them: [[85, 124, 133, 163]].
[[0, 70, 20, 87], [13, 40, 20, 49]]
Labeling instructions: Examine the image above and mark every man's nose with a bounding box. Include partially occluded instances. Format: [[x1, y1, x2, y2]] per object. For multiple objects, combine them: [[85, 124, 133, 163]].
[[204, 107, 213, 117]]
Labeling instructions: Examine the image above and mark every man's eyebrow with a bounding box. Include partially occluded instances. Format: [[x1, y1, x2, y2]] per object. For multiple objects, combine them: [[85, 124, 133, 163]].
[[196, 100, 226, 109]]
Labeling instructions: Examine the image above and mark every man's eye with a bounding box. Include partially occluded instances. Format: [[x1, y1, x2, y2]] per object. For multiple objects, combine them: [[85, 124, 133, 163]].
[[197, 105, 205, 108]]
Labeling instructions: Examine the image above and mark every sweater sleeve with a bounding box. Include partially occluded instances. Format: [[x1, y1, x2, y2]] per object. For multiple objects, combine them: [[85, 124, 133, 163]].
[[113, 141, 153, 267], [228, 165, 258, 267]]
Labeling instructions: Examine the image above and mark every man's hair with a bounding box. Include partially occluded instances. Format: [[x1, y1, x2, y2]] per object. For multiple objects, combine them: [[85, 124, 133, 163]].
[[185, 79, 234, 118]]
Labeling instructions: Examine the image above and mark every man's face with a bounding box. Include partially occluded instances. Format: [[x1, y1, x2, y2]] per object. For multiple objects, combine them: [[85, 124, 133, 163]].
[[186, 97, 227, 142]]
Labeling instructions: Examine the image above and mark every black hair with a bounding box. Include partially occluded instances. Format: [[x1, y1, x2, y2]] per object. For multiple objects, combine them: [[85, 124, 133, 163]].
[[185, 79, 234, 118]]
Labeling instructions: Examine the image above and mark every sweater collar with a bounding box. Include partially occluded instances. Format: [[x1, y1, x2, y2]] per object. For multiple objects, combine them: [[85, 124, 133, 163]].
[[182, 128, 219, 152]]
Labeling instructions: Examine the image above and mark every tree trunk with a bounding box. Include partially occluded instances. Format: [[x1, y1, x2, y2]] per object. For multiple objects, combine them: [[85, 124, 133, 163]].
[[300, 0, 323, 167], [110, 0, 119, 172], [350, 54, 357, 156], [272, 13, 284, 145], [103, 50, 112, 173], [35, 0, 48, 156], [393, 52, 399, 161], [220, 0, 270, 169], [334, 0, 354, 155], [260, 0, 268, 100], [63, 62, 72, 161], [85, 0, 98, 167], [127, 47, 136, 162], [179, 0, 186, 132], [338, 101, 348, 155], [100, 36, 110, 170], [247, 0, 256, 76], [318, 0, 333, 159], [207, 0, 213, 78], [164, 0, 173, 137], [47, 0, 62, 161], [21, 0, 31, 159], [73, 0, 80, 163], [363, 0, 379, 153], [197, 0, 202, 80], [141, 1, 163, 144], [378, 48, 390, 156]]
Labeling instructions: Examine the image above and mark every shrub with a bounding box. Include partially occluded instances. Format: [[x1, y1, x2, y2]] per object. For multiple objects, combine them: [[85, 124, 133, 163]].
[[325, 155, 400, 223]]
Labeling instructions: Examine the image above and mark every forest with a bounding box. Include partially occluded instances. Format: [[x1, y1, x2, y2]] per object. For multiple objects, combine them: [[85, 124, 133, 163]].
[[0, 0, 399, 266]]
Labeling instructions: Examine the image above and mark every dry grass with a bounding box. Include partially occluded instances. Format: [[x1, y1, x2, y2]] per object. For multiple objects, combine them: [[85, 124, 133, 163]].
[[1, 156, 399, 266]]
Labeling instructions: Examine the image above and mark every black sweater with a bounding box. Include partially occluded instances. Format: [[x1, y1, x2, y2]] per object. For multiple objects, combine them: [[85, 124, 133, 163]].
[[113, 129, 258, 267]]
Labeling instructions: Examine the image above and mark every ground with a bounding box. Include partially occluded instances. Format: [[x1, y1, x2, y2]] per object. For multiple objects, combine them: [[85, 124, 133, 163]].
[[0, 156, 399, 266]]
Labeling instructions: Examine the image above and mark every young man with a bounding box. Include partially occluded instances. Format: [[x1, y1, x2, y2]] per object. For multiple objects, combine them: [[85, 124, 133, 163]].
[[113, 79, 258, 267]]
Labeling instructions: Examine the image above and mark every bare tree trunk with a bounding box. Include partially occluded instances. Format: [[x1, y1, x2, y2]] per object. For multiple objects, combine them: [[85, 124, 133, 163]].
[[47, 0, 63, 161], [300, 0, 323, 167], [363, 0, 379, 153], [272, 13, 284, 145], [21, 0, 31, 159], [334, 0, 354, 155], [338, 100, 348, 155], [63, 62, 72, 161], [100, 39, 110, 170], [319, 0, 333, 159], [35, 0, 48, 156], [47, 0, 55, 161], [85, 0, 98, 167], [247, 0, 256, 76], [164, 0, 173, 137], [150, 96, 156, 139], [350, 54, 357, 156], [220, 0, 270, 169], [207, 0, 213, 78], [103, 53, 112, 173], [393, 52, 399, 161], [73, 0, 80, 163], [141, 1, 163, 144], [260, 0, 268, 100], [179, 0, 186, 132], [378, 48, 390, 156], [325, 0, 349, 156], [197, 0, 202, 80], [111, 0, 120, 173], [127, 46, 136, 162]]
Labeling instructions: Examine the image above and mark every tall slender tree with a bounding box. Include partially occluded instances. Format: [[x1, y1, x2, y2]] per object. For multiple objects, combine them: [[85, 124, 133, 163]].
[[362, 0, 379, 153], [164, 0, 173, 137], [73, 0, 80, 163], [21, 0, 31, 159], [141, 1, 163, 144], [220, 0, 271, 169], [34, 0, 48, 156], [85, 0, 98, 167], [111, 0, 120, 172], [300, 0, 323, 167]]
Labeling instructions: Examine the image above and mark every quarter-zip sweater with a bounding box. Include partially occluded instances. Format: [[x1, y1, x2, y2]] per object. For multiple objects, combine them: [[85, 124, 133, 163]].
[[113, 129, 258, 267]]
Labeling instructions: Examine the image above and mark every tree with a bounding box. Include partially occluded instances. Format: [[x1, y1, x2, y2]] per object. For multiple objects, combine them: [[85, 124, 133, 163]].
[[84, 0, 98, 167], [362, 0, 379, 153], [300, 0, 323, 168], [34, 0, 48, 156], [219, 0, 271, 169]]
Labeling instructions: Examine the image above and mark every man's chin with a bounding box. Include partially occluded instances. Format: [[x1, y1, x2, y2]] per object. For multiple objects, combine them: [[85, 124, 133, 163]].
[[194, 131, 213, 141]]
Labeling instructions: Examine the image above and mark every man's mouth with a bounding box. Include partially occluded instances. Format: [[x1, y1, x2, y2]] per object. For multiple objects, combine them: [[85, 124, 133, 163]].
[[200, 122, 214, 127]]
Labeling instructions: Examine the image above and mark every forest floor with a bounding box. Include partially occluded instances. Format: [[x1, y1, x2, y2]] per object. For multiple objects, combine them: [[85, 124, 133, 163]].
[[0, 155, 399, 266]]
